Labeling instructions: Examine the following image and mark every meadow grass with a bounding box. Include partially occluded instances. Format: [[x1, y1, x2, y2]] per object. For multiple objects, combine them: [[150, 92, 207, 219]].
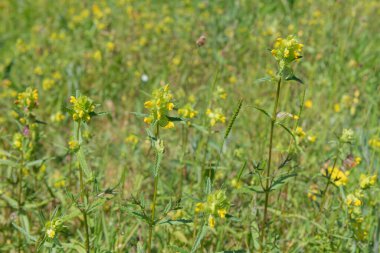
[[0, 0, 379, 252]]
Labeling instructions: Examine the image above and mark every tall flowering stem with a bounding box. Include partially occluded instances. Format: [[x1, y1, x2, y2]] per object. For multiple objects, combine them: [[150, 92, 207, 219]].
[[259, 35, 303, 251], [68, 94, 96, 253], [260, 77, 281, 247], [144, 84, 175, 252]]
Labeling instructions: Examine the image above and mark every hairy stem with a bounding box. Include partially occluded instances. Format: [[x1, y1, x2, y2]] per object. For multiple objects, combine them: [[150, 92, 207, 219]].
[[260, 78, 282, 250], [148, 124, 160, 253], [76, 122, 90, 252]]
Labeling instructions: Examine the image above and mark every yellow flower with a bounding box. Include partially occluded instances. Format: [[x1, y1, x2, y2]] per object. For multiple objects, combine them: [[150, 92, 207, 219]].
[[144, 117, 153, 124], [172, 56, 181, 66], [322, 167, 349, 186], [217, 209, 227, 218], [346, 194, 362, 207], [93, 50, 102, 61], [69, 95, 96, 123], [231, 178, 242, 189], [206, 108, 226, 127], [106, 42, 115, 52], [307, 184, 318, 201], [334, 103, 341, 113], [368, 137, 380, 149], [304, 100, 312, 108], [51, 112, 65, 123], [46, 228, 55, 238], [164, 121, 175, 129], [195, 202, 204, 213], [34, 66, 43, 75], [68, 140, 79, 151], [359, 174, 377, 189], [208, 215, 215, 228], [144, 84, 176, 128], [54, 179, 66, 188], [271, 35, 303, 64], [52, 71, 62, 81], [92, 4, 104, 19], [295, 127, 306, 138], [307, 135, 316, 143], [178, 104, 197, 119], [125, 134, 139, 145], [42, 78, 55, 90]]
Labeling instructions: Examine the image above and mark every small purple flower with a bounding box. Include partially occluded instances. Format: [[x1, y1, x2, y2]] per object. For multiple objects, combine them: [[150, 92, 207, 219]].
[[23, 126, 30, 137]]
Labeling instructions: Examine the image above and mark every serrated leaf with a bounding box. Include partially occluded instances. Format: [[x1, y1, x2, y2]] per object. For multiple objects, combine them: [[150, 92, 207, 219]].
[[247, 186, 265, 194], [190, 223, 208, 253], [158, 219, 193, 225], [270, 173, 297, 191]]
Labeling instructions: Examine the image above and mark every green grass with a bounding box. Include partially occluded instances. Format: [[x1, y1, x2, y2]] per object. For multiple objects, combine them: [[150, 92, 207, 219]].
[[0, 0, 379, 252]]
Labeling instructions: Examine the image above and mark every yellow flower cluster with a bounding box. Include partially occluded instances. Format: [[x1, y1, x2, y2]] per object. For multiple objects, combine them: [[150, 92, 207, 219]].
[[14, 88, 39, 111], [346, 193, 362, 207], [125, 134, 139, 145], [50, 112, 65, 123], [195, 190, 230, 228], [68, 140, 79, 152], [321, 167, 349, 186], [368, 137, 380, 149], [359, 174, 377, 189], [69, 95, 96, 122], [271, 35, 303, 65], [295, 127, 316, 143], [206, 108, 226, 127], [307, 184, 319, 201], [13, 133, 24, 150], [45, 219, 62, 239], [144, 84, 175, 129], [178, 104, 198, 119], [214, 86, 227, 100]]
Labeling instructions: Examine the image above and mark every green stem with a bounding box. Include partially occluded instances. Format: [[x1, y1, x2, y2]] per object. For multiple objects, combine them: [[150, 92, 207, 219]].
[[317, 144, 341, 219], [260, 78, 282, 250], [148, 175, 159, 253], [76, 122, 90, 253], [148, 124, 160, 253], [18, 151, 24, 253]]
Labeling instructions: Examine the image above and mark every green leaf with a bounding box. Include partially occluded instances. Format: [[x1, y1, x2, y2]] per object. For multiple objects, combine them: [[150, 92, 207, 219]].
[[0, 159, 17, 167], [217, 250, 246, 253], [276, 122, 296, 143], [286, 74, 304, 84], [1, 195, 18, 208], [255, 76, 272, 84], [12, 222, 37, 242], [190, 223, 208, 253], [253, 106, 271, 120], [158, 219, 193, 225], [247, 186, 265, 194], [77, 148, 91, 178], [270, 173, 297, 191], [170, 245, 189, 253], [167, 115, 184, 122]]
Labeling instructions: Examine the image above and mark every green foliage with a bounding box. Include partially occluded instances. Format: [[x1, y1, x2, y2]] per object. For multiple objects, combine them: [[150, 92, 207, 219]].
[[0, 0, 379, 252]]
